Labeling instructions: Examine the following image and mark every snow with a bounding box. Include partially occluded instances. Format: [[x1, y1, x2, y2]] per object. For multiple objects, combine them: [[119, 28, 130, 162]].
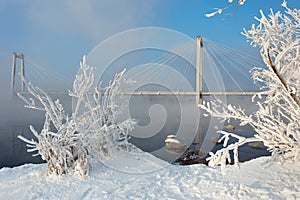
[[165, 138, 181, 144], [165, 135, 181, 144], [1, 150, 299, 199]]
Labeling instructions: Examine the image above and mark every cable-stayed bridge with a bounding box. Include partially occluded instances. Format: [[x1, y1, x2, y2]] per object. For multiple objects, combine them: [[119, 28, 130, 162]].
[[10, 36, 265, 153], [11, 36, 264, 99]]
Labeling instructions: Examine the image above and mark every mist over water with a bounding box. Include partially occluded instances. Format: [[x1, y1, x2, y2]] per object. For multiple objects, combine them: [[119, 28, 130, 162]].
[[0, 93, 73, 168], [0, 92, 270, 168]]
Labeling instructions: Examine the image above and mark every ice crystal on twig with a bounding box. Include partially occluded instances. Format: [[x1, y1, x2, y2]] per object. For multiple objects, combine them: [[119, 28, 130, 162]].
[[201, 2, 300, 171], [18, 56, 136, 176]]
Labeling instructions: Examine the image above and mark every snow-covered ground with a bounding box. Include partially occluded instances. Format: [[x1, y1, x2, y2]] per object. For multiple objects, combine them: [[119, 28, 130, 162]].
[[0, 150, 299, 200]]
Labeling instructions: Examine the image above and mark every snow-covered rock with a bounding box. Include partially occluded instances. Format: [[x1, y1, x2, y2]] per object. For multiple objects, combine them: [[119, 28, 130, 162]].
[[165, 135, 189, 153]]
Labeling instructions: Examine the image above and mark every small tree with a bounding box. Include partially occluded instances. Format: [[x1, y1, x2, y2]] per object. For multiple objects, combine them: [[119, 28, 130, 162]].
[[200, 1, 300, 171], [18, 56, 136, 176]]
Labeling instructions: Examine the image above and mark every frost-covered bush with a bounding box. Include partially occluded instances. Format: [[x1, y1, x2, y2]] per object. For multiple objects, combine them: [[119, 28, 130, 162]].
[[200, 1, 300, 171], [18, 56, 136, 176]]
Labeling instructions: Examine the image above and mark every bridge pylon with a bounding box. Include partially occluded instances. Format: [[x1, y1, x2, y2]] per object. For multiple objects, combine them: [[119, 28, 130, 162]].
[[194, 36, 203, 153], [11, 52, 25, 94]]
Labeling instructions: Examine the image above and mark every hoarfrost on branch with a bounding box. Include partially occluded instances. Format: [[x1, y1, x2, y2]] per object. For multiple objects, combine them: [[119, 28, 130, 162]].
[[18, 56, 136, 176], [205, 0, 246, 17], [200, 1, 300, 171]]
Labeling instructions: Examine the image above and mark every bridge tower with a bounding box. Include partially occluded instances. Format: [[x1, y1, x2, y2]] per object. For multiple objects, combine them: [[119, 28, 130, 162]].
[[195, 36, 203, 153], [196, 36, 203, 105], [10, 52, 25, 94]]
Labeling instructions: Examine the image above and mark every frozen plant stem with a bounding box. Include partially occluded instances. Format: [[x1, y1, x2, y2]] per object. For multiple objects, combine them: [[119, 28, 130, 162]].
[[266, 48, 300, 108]]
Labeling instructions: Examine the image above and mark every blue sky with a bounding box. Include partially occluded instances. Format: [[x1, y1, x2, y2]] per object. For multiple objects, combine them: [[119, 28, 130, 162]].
[[0, 0, 299, 92]]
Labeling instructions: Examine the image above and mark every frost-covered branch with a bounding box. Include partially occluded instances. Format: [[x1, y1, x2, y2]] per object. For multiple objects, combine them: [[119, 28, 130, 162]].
[[205, 0, 246, 17], [201, 2, 300, 171], [18, 56, 136, 176], [207, 131, 260, 172], [242, 1, 300, 106]]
